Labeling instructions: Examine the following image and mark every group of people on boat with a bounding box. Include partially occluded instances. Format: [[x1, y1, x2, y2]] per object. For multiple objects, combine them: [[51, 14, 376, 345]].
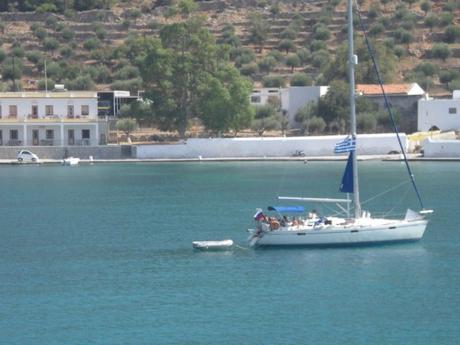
[[254, 209, 320, 231]]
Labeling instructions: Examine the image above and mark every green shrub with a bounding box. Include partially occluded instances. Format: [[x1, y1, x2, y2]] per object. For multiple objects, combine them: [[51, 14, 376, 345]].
[[240, 62, 259, 76], [438, 12, 454, 27], [0, 48, 6, 63], [286, 54, 301, 72], [308, 116, 326, 134], [59, 46, 74, 59], [262, 75, 285, 87], [414, 63, 438, 77], [83, 38, 100, 51], [367, 4, 381, 19], [61, 28, 75, 41], [95, 65, 111, 83], [36, 3, 58, 13], [258, 56, 277, 73], [111, 78, 143, 92], [393, 46, 406, 58], [116, 118, 138, 138], [55, 22, 65, 32], [45, 17, 58, 29], [267, 49, 284, 62], [233, 47, 256, 67], [401, 14, 417, 30], [448, 78, 460, 92], [12, 46, 25, 58], [26, 50, 43, 64], [278, 39, 295, 54], [45, 62, 62, 78], [369, 23, 385, 37], [378, 16, 391, 29], [2, 60, 23, 80], [394, 28, 412, 45], [394, 5, 409, 20], [95, 25, 107, 40], [439, 70, 460, 84], [38, 79, 55, 90], [290, 73, 312, 86], [310, 40, 326, 52], [297, 48, 310, 64], [33, 26, 48, 40], [115, 65, 140, 80], [357, 112, 377, 133], [147, 20, 160, 31], [443, 25, 460, 43], [270, 2, 280, 16], [43, 37, 59, 53], [280, 27, 297, 40], [431, 43, 451, 60], [420, 1, 431, 15], [313, 25, 331, 41], [424, 15, 438, 29], [65, 75, 95, 90], [311, 50, 330, 68]]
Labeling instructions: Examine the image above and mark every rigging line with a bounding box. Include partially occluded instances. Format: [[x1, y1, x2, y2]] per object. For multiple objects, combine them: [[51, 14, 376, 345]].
[[354, 1, 426, 211], [361, 180, 410, 206], [383, 185, 411, 218]]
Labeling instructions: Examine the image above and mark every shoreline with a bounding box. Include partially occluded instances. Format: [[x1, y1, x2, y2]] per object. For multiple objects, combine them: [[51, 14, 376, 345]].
[[2, 154, 459, 164]]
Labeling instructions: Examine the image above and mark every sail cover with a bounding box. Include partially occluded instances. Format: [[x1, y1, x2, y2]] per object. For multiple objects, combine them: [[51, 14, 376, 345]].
[[339, 152, 353, 193], [268, 206, 305, 213]]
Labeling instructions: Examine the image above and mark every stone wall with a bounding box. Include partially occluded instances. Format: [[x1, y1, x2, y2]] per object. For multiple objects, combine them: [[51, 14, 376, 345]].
[[136, 134, 407, 159], [0, 145, 124, 160], [423, 138, 460, 157]]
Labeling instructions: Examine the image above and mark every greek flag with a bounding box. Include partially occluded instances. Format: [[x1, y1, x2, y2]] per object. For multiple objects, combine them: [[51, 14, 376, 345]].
[[334, 136, 356, 154]]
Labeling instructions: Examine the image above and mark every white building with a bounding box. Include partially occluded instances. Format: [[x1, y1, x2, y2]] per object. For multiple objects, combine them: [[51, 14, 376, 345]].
[[0, 91, 107, 146], [250, 86, 329, 128], [418, 91, 460, 132]]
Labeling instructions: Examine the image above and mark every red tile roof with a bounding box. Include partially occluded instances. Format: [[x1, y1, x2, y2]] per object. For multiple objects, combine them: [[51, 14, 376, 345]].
[[356, 84, 413, 95]]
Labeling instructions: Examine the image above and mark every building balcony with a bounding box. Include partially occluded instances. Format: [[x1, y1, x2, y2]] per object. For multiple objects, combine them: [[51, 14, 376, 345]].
[[0, 115, 99, 123]]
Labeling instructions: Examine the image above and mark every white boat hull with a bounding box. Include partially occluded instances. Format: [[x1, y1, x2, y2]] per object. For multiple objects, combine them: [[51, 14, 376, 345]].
[[252, 220, 427, 247], [62, 157, 80, 166], [193, 239, 233, 250]]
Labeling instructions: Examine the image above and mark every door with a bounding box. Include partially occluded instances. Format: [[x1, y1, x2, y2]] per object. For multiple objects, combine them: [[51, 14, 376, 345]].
[[32, 105, 38, 118], [32, 129, 39, 146], [68, 129, 74, 145]]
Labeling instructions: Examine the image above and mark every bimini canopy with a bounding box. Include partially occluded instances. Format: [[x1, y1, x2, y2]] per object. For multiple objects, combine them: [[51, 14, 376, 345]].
[[268, 206, 305, 213]]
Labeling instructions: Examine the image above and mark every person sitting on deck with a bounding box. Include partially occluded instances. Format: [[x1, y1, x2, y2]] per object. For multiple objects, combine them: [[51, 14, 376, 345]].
[[308, 209, 318, 219], [280, 215, 289, 227]]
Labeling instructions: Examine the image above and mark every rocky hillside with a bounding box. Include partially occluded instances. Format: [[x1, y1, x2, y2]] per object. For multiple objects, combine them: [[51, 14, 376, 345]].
[[0, 0, 459, 95]]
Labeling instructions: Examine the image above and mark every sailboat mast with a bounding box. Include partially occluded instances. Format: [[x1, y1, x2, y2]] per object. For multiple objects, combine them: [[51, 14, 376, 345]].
[[347, 0, 361, 218]]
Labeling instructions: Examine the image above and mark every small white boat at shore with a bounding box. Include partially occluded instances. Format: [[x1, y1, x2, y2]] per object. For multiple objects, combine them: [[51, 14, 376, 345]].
[[192, 239, 233, 250], [62, 157, 80, 166]]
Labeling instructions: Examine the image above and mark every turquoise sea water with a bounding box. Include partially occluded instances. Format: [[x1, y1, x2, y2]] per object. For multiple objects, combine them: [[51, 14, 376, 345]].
[[0, 161, 459, 345]]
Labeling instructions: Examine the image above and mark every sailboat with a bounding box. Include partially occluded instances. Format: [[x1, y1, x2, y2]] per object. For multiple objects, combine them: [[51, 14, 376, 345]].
[[248, 0, 433, 247]]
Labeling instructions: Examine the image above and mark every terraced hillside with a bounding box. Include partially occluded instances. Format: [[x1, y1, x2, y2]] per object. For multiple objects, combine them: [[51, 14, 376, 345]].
[[0, 0, 459, 95]]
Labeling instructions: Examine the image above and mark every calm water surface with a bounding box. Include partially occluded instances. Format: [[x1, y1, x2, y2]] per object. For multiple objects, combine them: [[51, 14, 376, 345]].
[[0, 162, 459, 344]]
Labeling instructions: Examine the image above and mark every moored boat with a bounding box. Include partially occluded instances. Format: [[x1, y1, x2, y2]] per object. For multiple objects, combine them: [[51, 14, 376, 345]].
[[62, 157, 80, 166], [192, 239, 233, 250], [248, 0, 432, 248]]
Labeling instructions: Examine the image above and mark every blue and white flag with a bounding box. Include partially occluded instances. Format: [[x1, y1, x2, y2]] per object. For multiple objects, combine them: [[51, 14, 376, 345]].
[[334, 136, 356, 154]]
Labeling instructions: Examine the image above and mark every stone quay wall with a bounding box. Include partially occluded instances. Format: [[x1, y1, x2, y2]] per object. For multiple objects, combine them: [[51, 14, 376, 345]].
[[0, 145, 125, 160]]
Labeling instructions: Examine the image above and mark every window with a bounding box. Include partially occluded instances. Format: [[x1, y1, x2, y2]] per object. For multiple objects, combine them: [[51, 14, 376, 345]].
[[67, 105, 74, 118], [9, 105, 17, 117], [449, 107, 457, 114], [10, 129, 18, 140], [45, 105, 53, 116], [81, 105, 89, 116], [0, 105, 2, 118], [46, 129, 54, 140], [82, 129, 90, 139], [0, 130, 2, 145], [251, 96, 261, 103]]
